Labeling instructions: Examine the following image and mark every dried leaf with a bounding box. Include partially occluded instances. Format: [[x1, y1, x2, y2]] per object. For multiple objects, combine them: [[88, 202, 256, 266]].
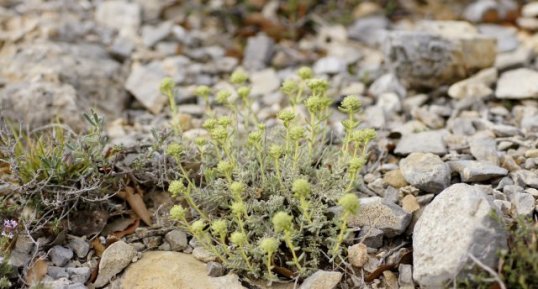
[[25, 259, 48, 285], [110, 218, 139, 239], [118, 187, 152, 226], [91, 238, 106, 257], [102, 216, 137, 236]]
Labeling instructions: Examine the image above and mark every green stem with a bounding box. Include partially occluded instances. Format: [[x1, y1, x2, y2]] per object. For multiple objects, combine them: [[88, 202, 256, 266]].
[[331, 212, 349, 258], [284, 230, 302, 271]]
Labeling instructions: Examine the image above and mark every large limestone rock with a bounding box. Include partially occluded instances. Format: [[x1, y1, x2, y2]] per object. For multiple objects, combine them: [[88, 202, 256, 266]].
[[413, 184, 507, 288], [121, 251, 246, 289], [94, 241, 136, 288], [495, 68, 538, 99], [385, 21, 496, 88]]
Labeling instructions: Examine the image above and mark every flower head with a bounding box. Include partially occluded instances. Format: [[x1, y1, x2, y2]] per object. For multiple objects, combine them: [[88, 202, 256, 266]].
[[339, 95, 361, 113], [348, 157, 366, 172], [289, 126, 305, 141], [259, 237, 279, 253], [237, 86, 251, 100], [338, 193, 360, 214], [248, 131, 263, 146], [230, 69, 249, 84], [292, 179, 311, 199], [160, 77, 175, 96], [269, 144, 283, 159], [307, 79, 329, 95], [168, 180, 187, 197], [202, 118, 218, 131], [211, 126, 228, 143], [195, 85, 211, 99], [272, 212, 293, 233], [216, 90, 231, 104], [230, 231, 247, 245], [231, 201, 247, 216], [191, 220, 206, 234], [211, 219, 228, 237], [217, 160, 234, 176], [277, 110, 295, 127], [281, 79, 299, 96], [170, 205, 187, 221], [229, 181, 245, 198], [297, 67, 313, 80], [217, 116, 232, 127], [166, 143, 183, 158]]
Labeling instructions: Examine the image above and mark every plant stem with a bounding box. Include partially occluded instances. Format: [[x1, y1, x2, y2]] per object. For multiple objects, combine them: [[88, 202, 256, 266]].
[[284, 230, 302, 271]]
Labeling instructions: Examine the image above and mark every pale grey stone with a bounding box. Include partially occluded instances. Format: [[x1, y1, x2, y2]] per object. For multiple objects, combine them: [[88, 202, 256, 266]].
[[49, 246, 73, 267], [413, 184, 507, 288], [243, 32, 274, 71], [165, 229, 188, 251], [142, 21, 173, 47], [347, 16, 389, 47], [47, 266, 69, 279], [207, 261, 225, 277], [448, 160, 508, 182], [469, 135, 499, 164], [299, 270, 342, 289], [394, 130, 448, 155], [93, 241, 136, 288], [125, 62, 167, 114], [348, 197, 411, 237], [95, 1, 140, 37], [67, 267, 91, 283], [400, 153, 451, 194], [496, 68, 538, 99], [509, 191, 535, 216], [68, 235, 89, 258]]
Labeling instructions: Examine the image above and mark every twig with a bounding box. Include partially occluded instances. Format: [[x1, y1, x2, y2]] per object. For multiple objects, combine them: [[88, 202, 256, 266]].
[[468, 253, 506, 289]]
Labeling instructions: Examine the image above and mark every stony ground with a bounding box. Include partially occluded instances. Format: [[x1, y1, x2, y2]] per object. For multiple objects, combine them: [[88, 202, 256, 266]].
[[1, 0, 538, 289]]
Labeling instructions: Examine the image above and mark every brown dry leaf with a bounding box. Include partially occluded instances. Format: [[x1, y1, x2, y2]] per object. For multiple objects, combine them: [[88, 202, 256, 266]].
[[102, 215, 137, 236], [110, 218, 139, 239], [118, 187, 152, 226], [25, 259, 48, 285], [91, 238, 106, 257]]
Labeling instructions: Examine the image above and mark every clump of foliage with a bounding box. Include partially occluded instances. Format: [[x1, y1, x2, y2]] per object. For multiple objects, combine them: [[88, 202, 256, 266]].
[[0, 112, 117, 231], [165, 67, 375, 282], [457, 217, 538, 289]]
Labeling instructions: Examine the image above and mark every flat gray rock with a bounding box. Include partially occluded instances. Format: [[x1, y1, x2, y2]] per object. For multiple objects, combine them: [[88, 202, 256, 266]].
[[448, 160, 508, 182], [413, 184, 507, 288], [496, 68, 538, 99], [394, 130, 448, 155], [400, 152, 451, 194], [348, 197, 411, 237]]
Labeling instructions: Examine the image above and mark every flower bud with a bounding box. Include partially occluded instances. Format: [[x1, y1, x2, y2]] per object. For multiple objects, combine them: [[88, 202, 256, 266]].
[[191, 220, 206, 234], [170, 205, 187, 221], [292, 179, 311, 198], [216, 90, 231, 104], [230, 69, 249, 84], [269, 144, 283, 159], [195, 85, 211, 98], [166, 143, 183, 158], [259, 237, 279, 253], [338, 193, 360, 214], [272, 212, 293, 233], [160, 77, 174, 96], [230, 231, 247, 245], [281, 79, 299, 96], [339, 95, 361, 113], [297, 67, 313, 80], [168, 180, 186, 197], [211, 219, 228, 237]]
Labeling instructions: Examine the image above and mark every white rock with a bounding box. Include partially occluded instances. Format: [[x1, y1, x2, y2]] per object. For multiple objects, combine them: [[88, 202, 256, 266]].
[[400, 153, 451, 194], [413, 184, 507, 288], [522, 2, 538, 17], [95, 1, 141, 37], [250, 68, 280, 96], [313, 56, 346, 75], [164, 229, 188, 251], [448, 161, 507, 182], [142, 21, 173, 47], [243, 32, 274, 71], [376, 92, 401, 114], [299, 270, 342, 289], [125, 62, 167, 114], [496, 68, 538, 99], [348, 243, 368, 267], [394, 130, 448, 155], [448, 79, 492, 99], [348, 197, 411, 237], [495, 46, 532, 70], [509, 191, 535, 216], [94, 241, 136, 288], [49, 246, 73, 267]]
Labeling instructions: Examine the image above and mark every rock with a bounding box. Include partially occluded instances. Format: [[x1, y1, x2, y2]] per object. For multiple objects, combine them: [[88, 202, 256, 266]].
[[509, 191, 535, 216], [142, 21, 173, 47], [511, 170, 538, 188], [357, 226, 384, 248], [449, 160, 508, 182], [478, 24, 518, 53], [110, 36, 135, 59], [385, 21, 496, 88], [47, 266, 69, 279], [448, 78, 492, 99], [243, 32, 274, 71], [42, 277, 70, 289], [313, 56, 346, 75], [384, 169, 408, 188], [67, 267, 91, 283], [348, 197, 411, 237], [164, 230, 188, 251], [95, 0, 141, 37], [364, 106, 386, 129], [94, 241, 136, 288], [347, 16, 389, 47], [518, 17, 538, 30], [192, 247, 217, 263], [49, 246, 73, 267], [376, 92, 401, 114], [413, 184, 507, 288], [522, 2, 538, 17], [121, 251, 246, 289], [400, 153, 451, 194], [299, 270, 342, 289], [496, 68, 538, 99], [348, 243, 368, 268], [125, 62, 167, 114], [495, 46, 533, 70], [401, 195, 420, 213], [250, 69, 280, 96], [0, 42, 127, 129], [368, 73, 406, 98], [398, 264, 415, 289], [68, 235, 90, 258], [67, 283, 87, 289], [469, 135, 499, 164], [207, 261, 224, 277], [394, 130, 447, 155]]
